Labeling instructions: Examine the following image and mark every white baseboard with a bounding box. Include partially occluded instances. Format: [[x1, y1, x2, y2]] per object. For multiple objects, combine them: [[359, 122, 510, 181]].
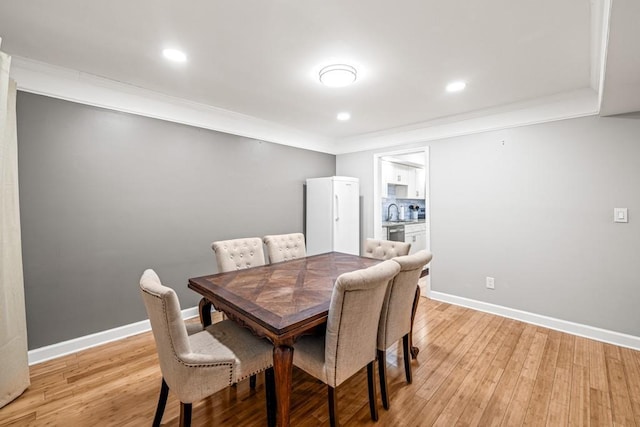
[[27, 307, 200, 365], [428, 291, 640, 351], [30, 292, 640, 365]]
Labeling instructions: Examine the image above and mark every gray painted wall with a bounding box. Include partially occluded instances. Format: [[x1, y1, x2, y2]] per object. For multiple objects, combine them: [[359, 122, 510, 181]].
[[337, 114, 640, 337], [17, 92, 335, 349]]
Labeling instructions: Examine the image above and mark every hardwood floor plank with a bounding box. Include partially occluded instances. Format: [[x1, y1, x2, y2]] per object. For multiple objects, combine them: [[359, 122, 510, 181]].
[[546, 333, 575, 426], [2, 297, 640, 427], [416, 311, 492, 400], [0, 410, 37, 426], [477, 323, 537, 426], [574, 336, 590, 367], [557, 333, 576, 370], [522, 329, 562, 426], [568, 365, 590, 427], [546, 367, 572, 426], [620, 347, 640, 425], [589, 340, 609, 392], [455, 318, 525, 426], [501, 329, 548, 426], [455, 366, 505, 427], [431, 316, 506, 426], [590, 388, 613, 426], [604, 344, 636, 427], [413, 314, 500, 425]]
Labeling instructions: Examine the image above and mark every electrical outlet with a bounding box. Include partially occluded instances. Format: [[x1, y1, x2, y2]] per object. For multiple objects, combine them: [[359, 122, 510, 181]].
[[486, 277, 495, 290]]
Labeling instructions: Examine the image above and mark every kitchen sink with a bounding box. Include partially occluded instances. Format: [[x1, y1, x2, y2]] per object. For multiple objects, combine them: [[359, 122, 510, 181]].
[[382, 219, 424, 225]]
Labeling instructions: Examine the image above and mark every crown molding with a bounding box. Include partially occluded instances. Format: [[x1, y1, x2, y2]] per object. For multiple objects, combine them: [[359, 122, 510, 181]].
[[10, 56, 600, 156], [10, 56, 336, 154], [334, 87, 600, 154]]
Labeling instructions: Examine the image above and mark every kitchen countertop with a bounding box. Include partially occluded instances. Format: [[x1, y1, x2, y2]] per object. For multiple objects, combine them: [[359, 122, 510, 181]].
[[382, 219, 426, 227]]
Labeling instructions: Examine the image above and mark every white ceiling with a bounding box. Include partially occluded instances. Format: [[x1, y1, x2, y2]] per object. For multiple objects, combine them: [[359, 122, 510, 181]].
[[0, 0, 637, 154]]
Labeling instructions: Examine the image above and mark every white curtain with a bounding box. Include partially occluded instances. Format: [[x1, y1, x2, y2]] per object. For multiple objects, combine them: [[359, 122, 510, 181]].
[[0, 47, 30, 408]]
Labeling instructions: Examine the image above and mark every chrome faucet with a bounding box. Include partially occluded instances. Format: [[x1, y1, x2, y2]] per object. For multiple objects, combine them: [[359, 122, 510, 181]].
[[387, 203, 399, 221]]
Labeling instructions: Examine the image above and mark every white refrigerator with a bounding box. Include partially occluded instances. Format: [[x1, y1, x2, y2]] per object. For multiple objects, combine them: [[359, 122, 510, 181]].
[[306, 176, 360, 256]]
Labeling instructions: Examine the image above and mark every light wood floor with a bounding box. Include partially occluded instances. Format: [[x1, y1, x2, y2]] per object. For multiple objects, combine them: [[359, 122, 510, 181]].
[[2, 297, 640, 426]]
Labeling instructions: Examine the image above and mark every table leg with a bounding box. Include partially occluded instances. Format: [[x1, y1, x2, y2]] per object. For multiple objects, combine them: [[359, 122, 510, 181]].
[[198, 298, 212, 327], [273, 345, 294, 427], [410, 285, 420, 359]]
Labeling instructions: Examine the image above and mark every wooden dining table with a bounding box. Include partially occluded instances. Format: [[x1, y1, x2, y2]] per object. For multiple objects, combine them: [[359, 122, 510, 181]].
[[188, 251, 423, 427]]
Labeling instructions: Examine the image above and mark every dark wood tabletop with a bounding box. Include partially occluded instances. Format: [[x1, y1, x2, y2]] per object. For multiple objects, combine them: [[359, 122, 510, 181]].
[[188, 252, 381, 427], [189, 252, 381, 341]]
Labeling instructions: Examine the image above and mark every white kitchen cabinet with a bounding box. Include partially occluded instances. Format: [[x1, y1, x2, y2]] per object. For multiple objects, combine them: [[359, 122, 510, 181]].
[[395, 164, 410, 185], [404, 166, 426, 199], [384, 161, 410, 185], [381, 160, 393, 183], [414, 228, 427, 254], [404, 222, 427, 255], [381, 160, 413, 197], [407, 168, 416, 198], [381, 160, 392, 197], [415, 168, 425, 199]]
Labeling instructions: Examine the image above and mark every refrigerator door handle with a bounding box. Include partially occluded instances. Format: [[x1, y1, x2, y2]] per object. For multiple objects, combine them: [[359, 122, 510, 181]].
[[334, 194, 339, 221]]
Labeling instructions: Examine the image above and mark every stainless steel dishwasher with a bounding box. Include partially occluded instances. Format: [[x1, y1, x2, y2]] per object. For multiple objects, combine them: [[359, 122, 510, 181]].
[[386, 224, 405, 242]]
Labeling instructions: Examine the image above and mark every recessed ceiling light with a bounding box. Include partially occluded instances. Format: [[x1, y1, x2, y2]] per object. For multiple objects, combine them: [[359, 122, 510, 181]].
[[446, 81, 466, 92], [319, 64, 357, 87], [162, 48, 187, 63], [337, 112, 351, 121]]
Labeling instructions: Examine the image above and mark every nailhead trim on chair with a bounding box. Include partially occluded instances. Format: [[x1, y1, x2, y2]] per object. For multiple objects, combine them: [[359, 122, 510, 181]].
[[149, 292, 235, 385]]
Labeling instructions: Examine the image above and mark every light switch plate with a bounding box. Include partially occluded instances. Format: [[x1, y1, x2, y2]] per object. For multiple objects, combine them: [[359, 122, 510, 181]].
[[614, 208, 628, 223]]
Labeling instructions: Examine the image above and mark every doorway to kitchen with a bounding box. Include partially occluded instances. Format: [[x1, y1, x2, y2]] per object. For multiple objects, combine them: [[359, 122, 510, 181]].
[[373, 146, 431, 294]]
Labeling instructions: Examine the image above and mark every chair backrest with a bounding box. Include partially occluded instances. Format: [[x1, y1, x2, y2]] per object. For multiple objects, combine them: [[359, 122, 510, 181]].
[[139, 270, 236, 403], [263, 233, 306, 263], [211, 237, 266, 272], [324, 259, 400, 387], [363, 238, 411, 260], [139, 269, 191, 390], [378, 250, 433, 350]]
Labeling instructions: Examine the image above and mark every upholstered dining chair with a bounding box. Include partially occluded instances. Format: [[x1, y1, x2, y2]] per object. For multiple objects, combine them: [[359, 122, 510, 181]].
[[293, 260, 401, 426], [377, 250, 432, 409], [212, 237, 266, 272], [363, 238, 411, 260], [139, 269, 276, 427], [263, 233, 306, 263], [202, 237, 268, 389], [199, 237, 266, 327]]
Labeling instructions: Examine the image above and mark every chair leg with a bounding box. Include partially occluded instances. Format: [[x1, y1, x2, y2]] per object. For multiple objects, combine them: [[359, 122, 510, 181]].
[[367, 361, 379, 421], [328, 386, 339, 427], [179, 402, 192, 427], [198, 298, 213, 327], [250, 374, 257, 389], [377, 349, 390, 410], [152, 378, 169, 427], [403, 334, 412, 384], [265, 367, 276, 427], [409, 285, 421, 359]]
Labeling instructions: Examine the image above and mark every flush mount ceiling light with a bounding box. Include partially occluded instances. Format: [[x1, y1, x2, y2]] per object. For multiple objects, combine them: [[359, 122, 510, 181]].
[[446, 80, 466, 92], [319, 64, 357, 87], [162, 48, 187, 62], [337, 112, 351, 121]]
